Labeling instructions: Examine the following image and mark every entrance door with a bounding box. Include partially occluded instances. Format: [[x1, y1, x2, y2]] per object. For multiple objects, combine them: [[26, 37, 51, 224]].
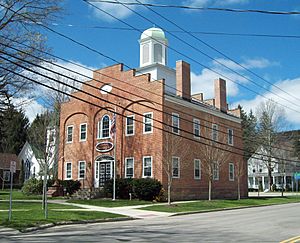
[[95, 156, 114, 188]]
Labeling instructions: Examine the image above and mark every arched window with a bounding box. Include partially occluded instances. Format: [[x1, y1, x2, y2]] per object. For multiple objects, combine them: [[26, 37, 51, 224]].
[[98, 115, 110, 139], [142, 44, 149, 64], [154, 43, 162, 63]]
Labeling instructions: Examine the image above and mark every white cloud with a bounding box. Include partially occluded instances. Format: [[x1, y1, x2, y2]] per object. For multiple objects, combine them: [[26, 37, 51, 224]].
[[12, 98, 45, 123], [90, 0, 152, 22], [191, 57, 276, 99], [184, 0, 249, 7], [234, 77, 300, 127]]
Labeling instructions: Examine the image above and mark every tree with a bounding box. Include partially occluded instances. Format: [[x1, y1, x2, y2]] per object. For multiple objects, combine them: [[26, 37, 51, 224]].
[[198, 126, 232, 201], [256, 100, 286, 191], [0, 104, 29, 154], [0, 0, 62, 112]]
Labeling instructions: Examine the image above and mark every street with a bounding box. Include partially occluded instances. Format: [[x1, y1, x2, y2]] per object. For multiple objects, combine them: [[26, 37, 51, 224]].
[[1, 203, 300, 242]]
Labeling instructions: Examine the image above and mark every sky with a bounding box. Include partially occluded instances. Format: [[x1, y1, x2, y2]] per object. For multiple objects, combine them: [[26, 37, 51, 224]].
[[22, 0, 300, 129]]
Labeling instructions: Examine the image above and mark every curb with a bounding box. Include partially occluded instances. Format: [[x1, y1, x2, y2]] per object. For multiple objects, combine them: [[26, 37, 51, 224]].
[[170, 201, 300, 217], [20, 217, 136, 233]]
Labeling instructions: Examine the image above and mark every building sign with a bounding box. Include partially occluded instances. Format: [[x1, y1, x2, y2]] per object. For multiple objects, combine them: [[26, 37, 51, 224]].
[[95, 142, 114, 153]]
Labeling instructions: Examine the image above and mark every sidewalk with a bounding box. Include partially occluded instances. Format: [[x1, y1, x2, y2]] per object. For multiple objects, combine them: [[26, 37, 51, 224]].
[[53, 200, 174, 219]]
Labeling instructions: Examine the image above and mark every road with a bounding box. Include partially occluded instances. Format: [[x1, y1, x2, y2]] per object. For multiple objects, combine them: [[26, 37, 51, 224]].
[[1, 203, 300, 242]]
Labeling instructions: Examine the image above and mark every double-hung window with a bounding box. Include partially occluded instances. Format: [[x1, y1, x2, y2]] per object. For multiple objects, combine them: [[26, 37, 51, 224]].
[[143, 112, 153, 134], [193, 119, 200, 139], [172, 157, 180, 178], [194, 159, 201, 179], [212, 124, 218, 141], [126, 115, 135, 136], [229, 163, 234, 181], [80, 123, 87, 141], [78, 161, 86, 179], [125, 157, 134, 178], [172, 113, 180, 134], [66, 125, 73, 143], [228, 128, 233, 145], [213, 162, 219, 180], [143, 156, 152, 177], [99, 115, 110, 139], [66, 162, 72, 180]]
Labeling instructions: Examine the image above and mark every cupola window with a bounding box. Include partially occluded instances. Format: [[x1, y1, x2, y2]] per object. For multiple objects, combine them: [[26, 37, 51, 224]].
[[142, 44, 149, 64], [154, 43, 162, 63]]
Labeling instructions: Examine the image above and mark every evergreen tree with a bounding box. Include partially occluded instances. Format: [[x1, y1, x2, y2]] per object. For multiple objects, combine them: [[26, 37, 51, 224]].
[[0, 104, 29, 154]]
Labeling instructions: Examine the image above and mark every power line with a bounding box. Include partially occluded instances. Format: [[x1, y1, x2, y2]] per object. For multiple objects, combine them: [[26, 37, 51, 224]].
[[88, 1, 300, 15], [0, 53, 297, 165], [133, 0, 300, 105], [2, 34, 296, 153]]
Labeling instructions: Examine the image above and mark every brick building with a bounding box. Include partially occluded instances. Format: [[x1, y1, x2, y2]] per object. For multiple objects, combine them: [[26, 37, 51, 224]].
[[58, 27, 248, 200]]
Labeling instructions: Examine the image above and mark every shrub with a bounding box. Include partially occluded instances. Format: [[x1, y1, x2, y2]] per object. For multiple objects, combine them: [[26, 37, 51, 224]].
[[57, 179, 81, 195], [104, 178, 133, 199], [21, 178, 54, 195], [132, 178, 162, 201]]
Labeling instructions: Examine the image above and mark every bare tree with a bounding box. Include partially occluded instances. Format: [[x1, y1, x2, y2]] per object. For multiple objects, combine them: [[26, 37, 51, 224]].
[[256, 100, 287, 191], [198, 126, 232, 201], [236, 160, 246, 200], [0, 0, 62, 111]]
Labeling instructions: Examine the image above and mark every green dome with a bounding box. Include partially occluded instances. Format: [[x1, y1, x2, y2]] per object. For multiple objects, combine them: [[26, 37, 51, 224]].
[[140, 27, 166, 41]]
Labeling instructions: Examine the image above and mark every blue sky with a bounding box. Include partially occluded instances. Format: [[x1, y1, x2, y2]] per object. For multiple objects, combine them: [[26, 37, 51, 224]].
[[26, 0, 300, 128]]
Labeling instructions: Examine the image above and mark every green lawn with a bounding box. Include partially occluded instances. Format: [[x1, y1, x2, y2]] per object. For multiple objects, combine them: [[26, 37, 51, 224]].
[[0, 190, 43, 200], [0, 202, 125, 231], [68, 199, 154, 207], [142, 197, 300, 213]]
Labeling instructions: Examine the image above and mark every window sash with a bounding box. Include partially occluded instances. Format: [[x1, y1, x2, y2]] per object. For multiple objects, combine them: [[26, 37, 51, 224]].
[[66, 126, 73, 143], [80, 124, 87, 141], [172, 113, 180, 134], [126, 116, 134, 135], [193, 119, 200, 138], [213, 163, 219, 180], [212, 124, 218, 141], [78, 161, 86, 179], [99, 115, 110, 139], [172, 157, 180, 178], [229, 163, 234, 181], [66, 162, 72, 179], [194, 159, 201, 179], [228, 129, 233, 145], [125, 158, 134, 178], [143, 113, 153, 133]]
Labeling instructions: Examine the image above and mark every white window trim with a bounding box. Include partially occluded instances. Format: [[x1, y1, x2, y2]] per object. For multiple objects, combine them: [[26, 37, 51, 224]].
[[142, 156, 153, 178], [229, 163, 235, 181], [98, 115, 111, 139], [228, 128, 234, 146], [172, 113, 180, 134], [193, 118, 200, 139], [172, 156, 180, 178], [212, 124, 218, 141], [194, 159, 201, 180], [125, 115, 135, 136], [143, 112, 153, 134], [66, 125, 74, 144], [79, 123, 87, 142], [213, 162, 219, 181], [78, 161, 86, 179], [65, 162, 72, 180], [125, 157, 134, 178]]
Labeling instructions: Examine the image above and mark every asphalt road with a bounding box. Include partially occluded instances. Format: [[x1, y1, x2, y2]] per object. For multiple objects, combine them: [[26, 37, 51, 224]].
[[1, 203, 300, 242]]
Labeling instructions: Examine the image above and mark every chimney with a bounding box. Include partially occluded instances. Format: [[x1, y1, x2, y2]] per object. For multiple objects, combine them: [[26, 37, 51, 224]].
[[214, 78, 227, 113], [176, 60, 191, 100], [192, 93, 204, 102]]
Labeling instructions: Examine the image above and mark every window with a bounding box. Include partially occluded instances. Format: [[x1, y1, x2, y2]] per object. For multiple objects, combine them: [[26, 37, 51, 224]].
[[143, 112, 153, 134], [213, 162, 219, 180], [194, 159, 201, 179], [66, 125, 73, 143], [126, 115, 135, 136], [154, 43, 162, 63], [212, 124, 218, 141], [228, 128, 233, 145], [172, 113, 180, 134], [3, 171, 10, 181], [193, 119, 200, 139], [229, 163, 234, 181], [142, 44, 149, 64], [125, 157, 134, 178], [66, 162, 72, 179], [78, 161, 86, 179], [98, 115, 110, 139], [172, 157, 180, 178], [143, 156, 152, 177], [80, 123, 87, 141]]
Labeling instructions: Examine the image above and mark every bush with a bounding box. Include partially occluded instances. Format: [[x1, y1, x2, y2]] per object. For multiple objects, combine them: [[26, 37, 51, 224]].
[[132, 178, 162, 201], [104, 178, 133, 199], [21, 178, 54, 195], [57, 179, 81, 195]]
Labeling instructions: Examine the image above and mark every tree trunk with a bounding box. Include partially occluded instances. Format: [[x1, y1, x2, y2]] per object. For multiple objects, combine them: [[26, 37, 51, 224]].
[[168, 184, 171, 205], [268, 165, 273, 191], [237, 176, 241, 200], [208, 179, 212, 201]]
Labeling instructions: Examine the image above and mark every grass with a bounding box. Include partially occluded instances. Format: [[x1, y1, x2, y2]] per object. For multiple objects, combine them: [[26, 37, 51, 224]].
[[68, 198, 154, 207], [0, 202, 125, 231], [0, 190, 65, 200], [142, 196, 300, 213]]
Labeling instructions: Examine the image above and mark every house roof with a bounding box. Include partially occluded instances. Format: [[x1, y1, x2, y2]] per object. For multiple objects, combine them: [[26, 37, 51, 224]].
[[0, 153, 21, 170]]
